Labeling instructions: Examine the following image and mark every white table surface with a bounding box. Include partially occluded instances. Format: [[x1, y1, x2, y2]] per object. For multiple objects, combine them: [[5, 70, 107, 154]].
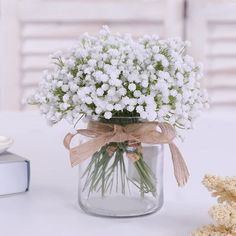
[[0, 109, 236, 236]]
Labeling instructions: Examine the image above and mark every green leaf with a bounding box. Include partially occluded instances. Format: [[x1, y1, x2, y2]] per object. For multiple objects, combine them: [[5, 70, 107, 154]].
[[53, 87, 66, 102]]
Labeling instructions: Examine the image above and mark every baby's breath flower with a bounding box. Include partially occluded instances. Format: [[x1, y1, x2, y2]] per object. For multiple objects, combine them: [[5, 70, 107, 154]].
[[104, 111, 112, 119], [28, 26, 208, 129]]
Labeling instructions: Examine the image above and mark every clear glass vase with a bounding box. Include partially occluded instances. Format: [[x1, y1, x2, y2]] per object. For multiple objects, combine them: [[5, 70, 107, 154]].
[[78, 117, 164, 217]]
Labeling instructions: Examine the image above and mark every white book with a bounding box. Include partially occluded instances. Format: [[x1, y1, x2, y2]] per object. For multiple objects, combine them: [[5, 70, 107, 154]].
[[0, 152, 30, 196]]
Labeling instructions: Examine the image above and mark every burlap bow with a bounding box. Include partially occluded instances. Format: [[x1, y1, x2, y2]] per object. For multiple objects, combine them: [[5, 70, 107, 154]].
[[63, 120, 189, 186]]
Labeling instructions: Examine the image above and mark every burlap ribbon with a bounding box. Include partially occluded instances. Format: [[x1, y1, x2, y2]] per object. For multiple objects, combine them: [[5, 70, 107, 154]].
[[63, 120, 189, 186]]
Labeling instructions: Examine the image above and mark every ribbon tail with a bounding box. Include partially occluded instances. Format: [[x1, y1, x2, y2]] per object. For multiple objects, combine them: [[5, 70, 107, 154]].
[[169, 143, 190, 186], [63, 133, 75, 150]]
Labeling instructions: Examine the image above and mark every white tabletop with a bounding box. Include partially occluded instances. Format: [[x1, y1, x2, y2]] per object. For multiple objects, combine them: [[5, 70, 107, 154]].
[[0, 109, 235, 236]]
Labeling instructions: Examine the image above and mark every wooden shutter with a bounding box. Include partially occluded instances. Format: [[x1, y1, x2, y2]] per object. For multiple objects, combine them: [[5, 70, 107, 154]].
[[0, 0, 21, 110], [0, 0, 184, 110], [187, 0, 236, 106]]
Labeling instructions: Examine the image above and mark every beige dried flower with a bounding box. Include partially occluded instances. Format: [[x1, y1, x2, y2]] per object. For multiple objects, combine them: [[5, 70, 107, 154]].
[[191, 224, 234, 236], [203, 175, 236, 203], [209, 203, 236, 229], [191, 175, 236, 236]]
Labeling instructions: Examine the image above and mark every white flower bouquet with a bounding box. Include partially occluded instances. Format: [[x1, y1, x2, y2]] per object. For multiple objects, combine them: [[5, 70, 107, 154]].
[[29, 26, 208, 127], [29, 26, 208, 215]]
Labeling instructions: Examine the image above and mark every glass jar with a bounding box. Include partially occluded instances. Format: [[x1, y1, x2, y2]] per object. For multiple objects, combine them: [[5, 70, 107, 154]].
[[78, 117, 164, 217]]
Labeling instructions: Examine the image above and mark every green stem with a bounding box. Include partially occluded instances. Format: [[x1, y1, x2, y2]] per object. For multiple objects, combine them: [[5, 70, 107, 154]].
[[81, 142, 157, 198]]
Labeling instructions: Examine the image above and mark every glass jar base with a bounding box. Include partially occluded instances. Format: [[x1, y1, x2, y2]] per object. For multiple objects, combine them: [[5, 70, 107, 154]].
[[79, 195, 163, 218]]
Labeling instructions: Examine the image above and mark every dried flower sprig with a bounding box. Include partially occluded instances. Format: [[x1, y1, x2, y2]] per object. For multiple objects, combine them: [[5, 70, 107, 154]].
[[203, 175, 236, 203], [191, 224, 234, 236], [191, 175, 236, 236], [209, 203, 236, 230]]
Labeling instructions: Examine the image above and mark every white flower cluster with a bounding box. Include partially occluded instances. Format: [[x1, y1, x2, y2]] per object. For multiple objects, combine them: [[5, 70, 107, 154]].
[[28, 26, 208, 128]]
